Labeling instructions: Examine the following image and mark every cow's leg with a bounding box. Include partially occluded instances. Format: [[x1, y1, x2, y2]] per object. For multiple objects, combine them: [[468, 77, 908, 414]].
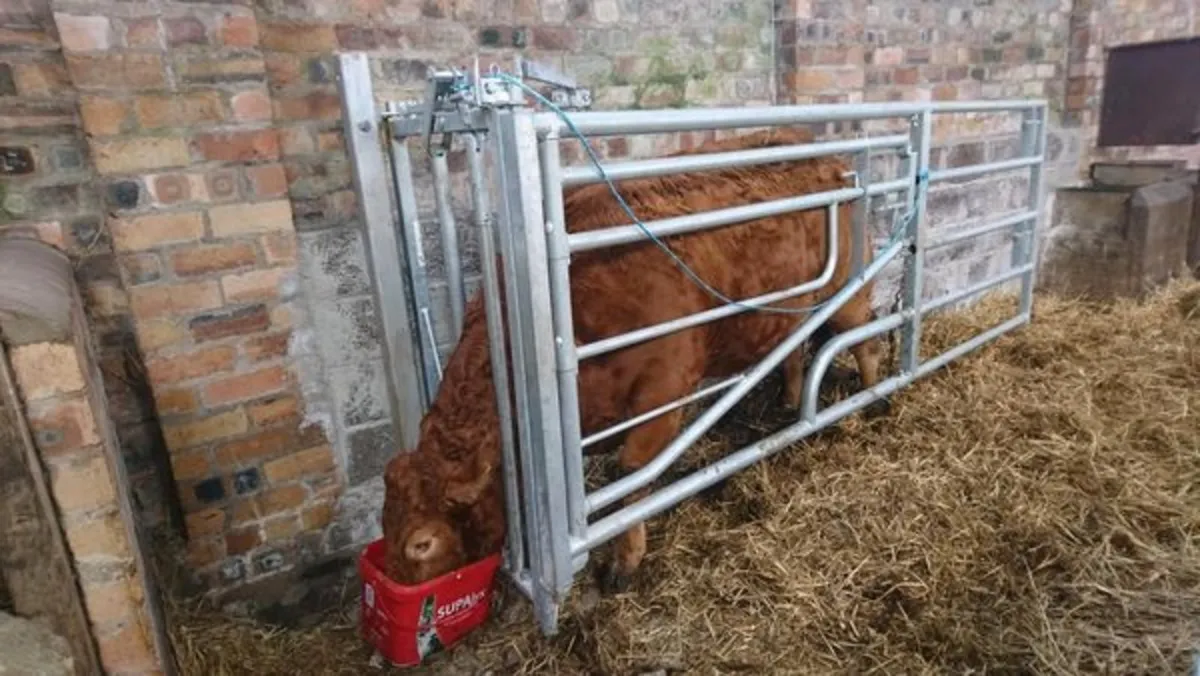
[[781, 348, 808, 410], [827, 297, 889, 418], [601, 348, 703, 594], [781, 322, 836, 411]]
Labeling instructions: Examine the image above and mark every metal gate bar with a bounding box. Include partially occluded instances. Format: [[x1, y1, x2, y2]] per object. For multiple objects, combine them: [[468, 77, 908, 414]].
[[336, 52, 1048, 641]]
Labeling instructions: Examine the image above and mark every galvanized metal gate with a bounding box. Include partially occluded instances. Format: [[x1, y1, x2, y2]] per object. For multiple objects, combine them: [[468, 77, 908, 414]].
[[336, 52, 1048, 637]]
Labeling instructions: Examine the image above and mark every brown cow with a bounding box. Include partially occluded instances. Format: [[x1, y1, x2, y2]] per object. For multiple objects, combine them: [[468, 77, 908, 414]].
[[381, 126, 885, 591]]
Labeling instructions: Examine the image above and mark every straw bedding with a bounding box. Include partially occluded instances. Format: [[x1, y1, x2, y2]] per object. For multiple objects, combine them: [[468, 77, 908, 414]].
[[167, 281, 1200, 675]]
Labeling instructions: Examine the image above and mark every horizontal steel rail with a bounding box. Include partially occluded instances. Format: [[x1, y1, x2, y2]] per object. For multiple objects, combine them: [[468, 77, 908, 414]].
[[927, 155, 1043, 183], [581, 374, 744, 449], [578, 311, 1030, 552], [534, 99, 1048, 137], [927, 210, 1038, 250], [923, 264, 1033, 315], [585, 235, 907, 515], [560, 134, 910, 187], [567, 178, 909, 254], [576, 202, 846, 361]]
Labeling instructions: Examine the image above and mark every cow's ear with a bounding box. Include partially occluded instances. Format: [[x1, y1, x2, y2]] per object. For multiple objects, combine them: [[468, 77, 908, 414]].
[[443, 461, 495, 507]]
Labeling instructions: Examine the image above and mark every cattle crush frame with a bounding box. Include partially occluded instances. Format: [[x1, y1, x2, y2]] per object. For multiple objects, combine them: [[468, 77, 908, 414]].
[[335, 51, 1049, 637]]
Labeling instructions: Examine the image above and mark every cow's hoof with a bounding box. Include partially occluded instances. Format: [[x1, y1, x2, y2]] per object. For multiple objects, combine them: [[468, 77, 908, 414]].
[[597, 564, 632, 595], [864, 398, 892, 419]]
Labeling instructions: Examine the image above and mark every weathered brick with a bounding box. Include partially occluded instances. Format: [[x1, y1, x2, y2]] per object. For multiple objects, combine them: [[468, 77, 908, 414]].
[[95, 617, 158, 673], [208, 200, 293, 237], [81, 580, 137, 626], [26, 396, 100, 456], [65, 53, 165, 90], [54, 14, 113, 52], [192, 129, 280, 162], [151, 174, 192, 205], [174, 54, 264, 84], [133, 318, 186, 352], [9, 343, 85, 400], [92, 137, 190, 175], [246, 164, 288, 198], [263, 515, 301, 542], [260, 22, 338, 52], [247, 394, 298, 426], [169, 450, 210, 483], [78, 96, 129, 136], [189, 304, 271, 342], [187, 538, 224, 568], [206, 169, 240, 201], [273, 92, 341, 121], [110, 211, 205, 252], [165, 17, 208, 46], [262, 445, 334, 483], [225, 527, 262, 555], [145, 345, 236, 384], [231, 89, 272, 121], [219, 15, 259, 48], [213, 422, 324, 467], [63, 511, 132, 560], [49, 453, 116, 513], [135, 92, 223, 128], [122, 18, 161, 49], [261, 233, 297, 265], [12, 61, 71, 97], [185, 507, 226, 537], [128, 280, 222, 320], [156, 388, 199, 416], [203, 366, 288, 407], [258, 484, 308, 515], [221, 267, 288, 303], [301, 502, 335, 530], [162, 408, 249, 450], [171, 241, 258, 277]]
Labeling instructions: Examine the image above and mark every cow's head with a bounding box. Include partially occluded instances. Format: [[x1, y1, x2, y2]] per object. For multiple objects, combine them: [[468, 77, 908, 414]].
[[380, 447, 496, 585]]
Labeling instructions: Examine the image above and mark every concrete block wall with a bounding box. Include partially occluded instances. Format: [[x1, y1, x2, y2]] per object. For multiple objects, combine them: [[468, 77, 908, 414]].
[[1, 0, 1196, 610]]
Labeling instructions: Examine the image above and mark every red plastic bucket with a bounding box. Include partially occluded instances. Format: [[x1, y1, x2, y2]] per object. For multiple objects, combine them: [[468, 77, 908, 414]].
[[358, 539, 502, 667]]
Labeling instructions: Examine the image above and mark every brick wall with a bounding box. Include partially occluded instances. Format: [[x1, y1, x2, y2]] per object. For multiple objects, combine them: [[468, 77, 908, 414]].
[[44, 0, 335, 595], [1, 0, 1195, 610]]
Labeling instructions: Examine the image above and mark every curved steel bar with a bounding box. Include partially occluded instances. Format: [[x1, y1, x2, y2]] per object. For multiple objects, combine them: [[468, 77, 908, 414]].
[[560, 135, 909, 187], [577, 201, 843, 361], [585, 236, 906, 515], [800, 311, 908, 423]]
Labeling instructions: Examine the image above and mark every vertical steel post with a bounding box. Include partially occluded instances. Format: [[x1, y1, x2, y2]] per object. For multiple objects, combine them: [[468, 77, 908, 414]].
[[335, 53, 425, 450], [388, 139, 442, 404], [1015, 105, 1047, 317], [538, 131, 589, 568], [490, 105, 572, 636], [900, 109, 932, 374], [466, 131, 527, 578], [431, 147, 467, 340], [851, 149, 870, 278]]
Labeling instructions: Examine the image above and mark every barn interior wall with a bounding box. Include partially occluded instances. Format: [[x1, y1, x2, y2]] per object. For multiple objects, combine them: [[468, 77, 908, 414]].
[[1, 0, 1196, 611]]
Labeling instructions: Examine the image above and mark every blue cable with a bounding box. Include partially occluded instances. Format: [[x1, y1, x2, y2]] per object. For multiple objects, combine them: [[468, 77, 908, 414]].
[[490, 71, 908, 317]]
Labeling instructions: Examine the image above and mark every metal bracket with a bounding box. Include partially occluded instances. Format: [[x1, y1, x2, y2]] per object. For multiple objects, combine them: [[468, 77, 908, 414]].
[[383, 55, 594, 147]]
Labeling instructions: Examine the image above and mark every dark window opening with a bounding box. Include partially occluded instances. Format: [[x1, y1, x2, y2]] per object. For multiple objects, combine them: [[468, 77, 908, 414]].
[[1097, 36, 1200, 147]]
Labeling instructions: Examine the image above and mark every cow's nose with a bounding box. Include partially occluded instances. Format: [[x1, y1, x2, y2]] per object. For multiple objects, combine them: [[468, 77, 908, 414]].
[[404, 526, 440, 561]]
